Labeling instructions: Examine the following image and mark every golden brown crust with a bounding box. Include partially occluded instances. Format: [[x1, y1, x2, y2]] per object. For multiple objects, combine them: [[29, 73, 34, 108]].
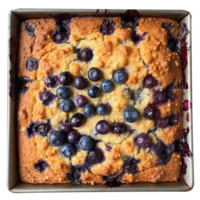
[[18, 16, 183, 185]]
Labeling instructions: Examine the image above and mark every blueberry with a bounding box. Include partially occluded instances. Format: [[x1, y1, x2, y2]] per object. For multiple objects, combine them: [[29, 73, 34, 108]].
[[156, 117, 170, 128], [88, 67, 101, 81], [143, 74, 158, 89], [111, 122, 127, 134], [34, 159, 50, 174], [67, 130, 79, 143], [58, 72, 73, 86], [170, 114, 179, 126], [167, 37, 177, 52], [74, 76, 88, 90], [162, 22, 173, 37], [53, 32, 69, 44], [134, 133, 151, 148], [96, 103, 110, 116], [59, 122, 72, 132], [77, 48, 93, 62], [45, 74, 58, 88], [70, 113, 85, 127], [56, 86, 70, 99], [96, 120, 110, 134], [59, 99, 74, 112], [153, 91, 167, 103], [101, 80, 114, 93], [49, 131, 67, 147], [113, 70, 128, 84], [123, 157, 140, 174], [143, 105, 160, 120], [123, 107, 139, 123], [100, 18, 115, 35], [74, 95, 87, 108], [60, 143, 76, 158], [79, 136, 94, 151], [88, 85, 100, 98], [26, 120, 53, 138], [83, 103, 96, 117], [24, 22, 36, 36], [39, 90, 56, 106], [86, 149, 104, 164], [26, 57, 39, 71]]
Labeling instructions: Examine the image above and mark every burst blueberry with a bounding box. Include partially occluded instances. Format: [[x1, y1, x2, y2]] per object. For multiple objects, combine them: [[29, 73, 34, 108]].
[[101, 80, 114, 93], [49, 131, 67, 147], [34, 159, 50, 173], [96, 103, 110, 116], [60, 143, 76, 158], [74, 76, 88, 90], [96, 120, 110, 134], [79, 136, 94, 151], [113, 70, 128, 84], [39, 90, 56, 106], [100, 18, 115, 35], [86, 149, 104, 164], [56, 86, 70, 99], [74, 95, 87, 108], [167, 37, 177, 52], [57, 72, 73, 86], [24, 22, 36, 36], [88, 85, 100, 98], [88, 67, 101, 81], [83, 103, 96, 117], [111, 122, 127, 134], [26, 57, 39, 71], [123, 107, 139, 123], [59, 99, 74, 112], [45, 74, 58, 88]]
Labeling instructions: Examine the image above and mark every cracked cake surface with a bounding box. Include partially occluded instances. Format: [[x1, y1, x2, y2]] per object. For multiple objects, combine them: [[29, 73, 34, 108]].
[[18, 15, 184, 185]]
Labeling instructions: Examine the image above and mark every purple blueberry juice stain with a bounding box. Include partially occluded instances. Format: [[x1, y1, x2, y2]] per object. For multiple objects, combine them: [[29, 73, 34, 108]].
[[34, 159, 50, 173], [39, 90, 56, 106], [26, 57, 39, 71], [131, 32, 147, 45], [156, 114, 179, 129], [66, 147, 105, 184], [26, 120, 53, 138], [182, 127, 192, 157], [106, 145, 112, 152], [104, 156, 140, 187], [183, 100, 192, 111], [24, 22, 36, 36], [17, 76, 33, 94], [182, 158, 187, 175], [9, 37, 17, 65], [182, 73, 188, 89], [45, 74, 58, 88], [186, 113, 190, 122], [151, 127, 192, 166]]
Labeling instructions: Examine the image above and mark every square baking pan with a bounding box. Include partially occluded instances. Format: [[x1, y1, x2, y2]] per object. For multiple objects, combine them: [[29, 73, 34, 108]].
[[7, 9, 194, 192]]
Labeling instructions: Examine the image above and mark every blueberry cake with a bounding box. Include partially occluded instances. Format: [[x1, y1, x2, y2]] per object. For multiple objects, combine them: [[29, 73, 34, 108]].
[[18, 15, 184, 185]]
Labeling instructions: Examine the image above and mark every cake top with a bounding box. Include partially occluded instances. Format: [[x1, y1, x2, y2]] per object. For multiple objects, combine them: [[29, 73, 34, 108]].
[[17, 13, 186, 184]]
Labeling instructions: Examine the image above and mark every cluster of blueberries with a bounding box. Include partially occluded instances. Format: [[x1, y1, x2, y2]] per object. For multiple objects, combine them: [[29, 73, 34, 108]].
[[49, 121, 95, 158], [48, 120, 152, 159], [53, 66, 140, 125]]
